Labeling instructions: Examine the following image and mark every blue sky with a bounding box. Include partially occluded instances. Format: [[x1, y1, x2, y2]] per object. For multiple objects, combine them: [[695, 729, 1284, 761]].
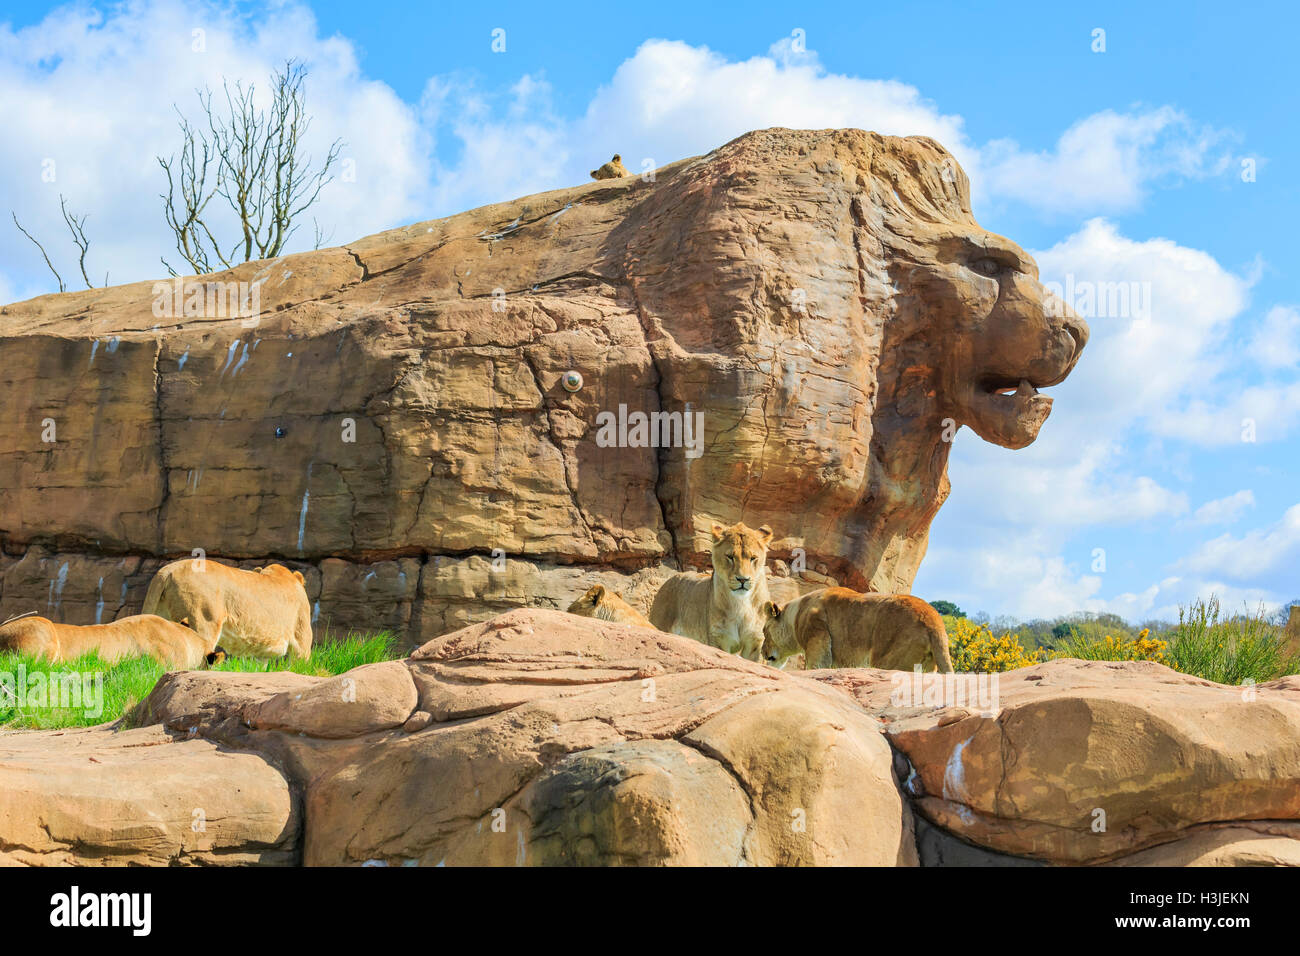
[[1, 0, 1297, 621]]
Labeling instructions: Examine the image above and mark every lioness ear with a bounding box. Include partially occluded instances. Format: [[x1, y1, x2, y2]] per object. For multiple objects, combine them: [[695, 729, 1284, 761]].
[[757, 525, 774, 544], [588, 584, 606, 602], [710, 522, 726, 542], [293, 571, 305, 584], [766, 601, 782, 619], [178, 616, 191, 628]]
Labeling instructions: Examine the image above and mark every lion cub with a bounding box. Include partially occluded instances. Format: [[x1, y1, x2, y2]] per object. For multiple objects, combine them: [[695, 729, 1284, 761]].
[[649, 522, 775, 661], [762, 587, 954, 672], [567, 584, 652, 627], [590, 154, 630, 180]]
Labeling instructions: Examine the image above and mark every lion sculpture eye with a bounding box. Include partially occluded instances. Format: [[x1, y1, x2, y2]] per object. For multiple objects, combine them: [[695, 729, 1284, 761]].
[[971, 257, 1003, 277]]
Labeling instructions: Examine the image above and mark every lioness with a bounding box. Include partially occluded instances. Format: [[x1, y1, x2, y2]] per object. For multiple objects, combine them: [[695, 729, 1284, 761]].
[[649, 522, 774, 660], [143, 560, 313, 659], [0, 614, 218, 668], [567, 584, 652, 627], [762, 587, 954, 672]]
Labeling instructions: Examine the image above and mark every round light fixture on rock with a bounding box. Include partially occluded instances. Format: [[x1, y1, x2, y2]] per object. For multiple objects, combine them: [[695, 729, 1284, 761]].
[[561, 370, 583, 392]]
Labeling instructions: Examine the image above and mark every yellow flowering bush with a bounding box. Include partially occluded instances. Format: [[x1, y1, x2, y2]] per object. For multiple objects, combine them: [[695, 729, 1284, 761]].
[[945, 617, 1045, 672], [1052, 627, 1169, 664]]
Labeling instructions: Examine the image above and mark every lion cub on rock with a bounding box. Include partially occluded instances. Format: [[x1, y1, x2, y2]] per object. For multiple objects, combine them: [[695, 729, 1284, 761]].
[[567, 584, 652, 627], [649, 522, 774, 661], [590, 154, 630, 180], [0, 614, 220, 669], [762, 588, 954, 672]]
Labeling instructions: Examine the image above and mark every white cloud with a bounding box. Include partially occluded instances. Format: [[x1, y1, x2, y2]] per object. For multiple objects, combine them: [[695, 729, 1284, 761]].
[[980, 107, 1232, 215], [1, 14, 1241, 302], [920, 219, 1279, 621], [0, 0, 429, 299], [1033, 218, 1252, 431], [1249, 305, 1300, 370], [1189, 489, 1255, 526], [420, 39, 1231, 223], [945, 435, 1188, 531], [419, 37, 975, 218], [1178, 504, 1300, 581]]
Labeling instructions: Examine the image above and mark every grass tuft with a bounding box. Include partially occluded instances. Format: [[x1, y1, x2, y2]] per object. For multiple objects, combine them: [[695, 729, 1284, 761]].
[[0, 631, 402, 730]]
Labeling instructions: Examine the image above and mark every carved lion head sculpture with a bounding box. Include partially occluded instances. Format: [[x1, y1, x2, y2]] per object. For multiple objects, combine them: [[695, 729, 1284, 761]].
[[617, 128, 1088, 592]]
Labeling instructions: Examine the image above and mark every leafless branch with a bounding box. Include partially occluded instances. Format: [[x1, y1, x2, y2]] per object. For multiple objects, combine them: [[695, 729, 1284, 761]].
[[59, 195, 94, 289], [158, 60, 344, 275], [11, 211, 66, 293]]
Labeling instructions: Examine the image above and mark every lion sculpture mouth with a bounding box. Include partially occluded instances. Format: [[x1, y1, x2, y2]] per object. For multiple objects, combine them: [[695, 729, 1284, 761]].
[[965, 341, 1084, 448], [956, 278, 1089, 450]]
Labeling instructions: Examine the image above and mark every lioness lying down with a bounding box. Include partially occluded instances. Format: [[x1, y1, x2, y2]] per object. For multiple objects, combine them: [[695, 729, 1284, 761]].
[[567, 584, 652, 627], [0, 614, 222, 669], [143, 559, 313, 659], [762, 587, 954, 672], [649, 522, 774, 661]]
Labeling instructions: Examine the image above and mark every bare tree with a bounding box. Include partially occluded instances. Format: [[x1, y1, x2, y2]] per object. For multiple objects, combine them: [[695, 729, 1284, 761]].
[[158, 60, 343, 276], [10, 195, 104, 292]]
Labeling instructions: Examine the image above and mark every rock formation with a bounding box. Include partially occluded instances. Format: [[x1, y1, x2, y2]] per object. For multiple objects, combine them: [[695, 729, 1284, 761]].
[[2, 611, 1296, 867], [0, 128, 1086, 644], [805, 659, 1300, 865]]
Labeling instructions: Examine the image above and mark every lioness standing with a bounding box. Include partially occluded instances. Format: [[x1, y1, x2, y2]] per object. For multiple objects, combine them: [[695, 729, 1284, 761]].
[[0, 614, 218, 669], [762, 587, 954, 672], [143, 559, 313, 659], [649, 522, 775, 661], [567, 584, 653, 627]]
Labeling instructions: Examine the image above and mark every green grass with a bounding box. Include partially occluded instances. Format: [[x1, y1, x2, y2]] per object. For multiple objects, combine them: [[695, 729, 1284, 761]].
[[1038, 598, 1299, 685], [1162, 598, 1300, 686], [0, 631, 402, 730]]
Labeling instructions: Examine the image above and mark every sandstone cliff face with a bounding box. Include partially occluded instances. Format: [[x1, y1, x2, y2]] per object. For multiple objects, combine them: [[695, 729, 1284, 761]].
[[0, 129, 1085, 644], [3, 612, 1295, 867]]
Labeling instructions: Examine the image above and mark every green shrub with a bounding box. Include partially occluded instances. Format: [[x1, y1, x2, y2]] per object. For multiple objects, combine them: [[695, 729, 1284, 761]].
[[1162, 597, 1299, 686], [944, 616, 1045, 672], [1051, 629, 1168, 664]]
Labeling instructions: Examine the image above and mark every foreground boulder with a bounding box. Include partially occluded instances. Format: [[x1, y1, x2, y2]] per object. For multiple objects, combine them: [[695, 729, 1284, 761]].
[[4, 614, 1292, 866], [805, 660, 1300, 863], [0, 127, 1086, 642], [1, 610, 916, 866], [0, 724, 297, 865]]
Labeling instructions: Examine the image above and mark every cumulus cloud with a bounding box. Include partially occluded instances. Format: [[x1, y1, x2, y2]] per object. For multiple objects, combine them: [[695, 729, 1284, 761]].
[[980, 107, 1233, 215], [423, 39, 1233, 222], [1188, 490, 1255, 526], [419, 37, 974, 218], [2, 10, 1241, 302], [1249, 305, 1300, 370], [0, 0, 429, 301], [1178, 504, 1300, 581], [1033, 218, 1252, 430]]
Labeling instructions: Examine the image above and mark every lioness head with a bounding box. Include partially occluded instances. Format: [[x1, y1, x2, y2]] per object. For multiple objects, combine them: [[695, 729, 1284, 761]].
[[710, 522, 773, 595], [760, 601, 799, 666], [567, 584, 607, 615]]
